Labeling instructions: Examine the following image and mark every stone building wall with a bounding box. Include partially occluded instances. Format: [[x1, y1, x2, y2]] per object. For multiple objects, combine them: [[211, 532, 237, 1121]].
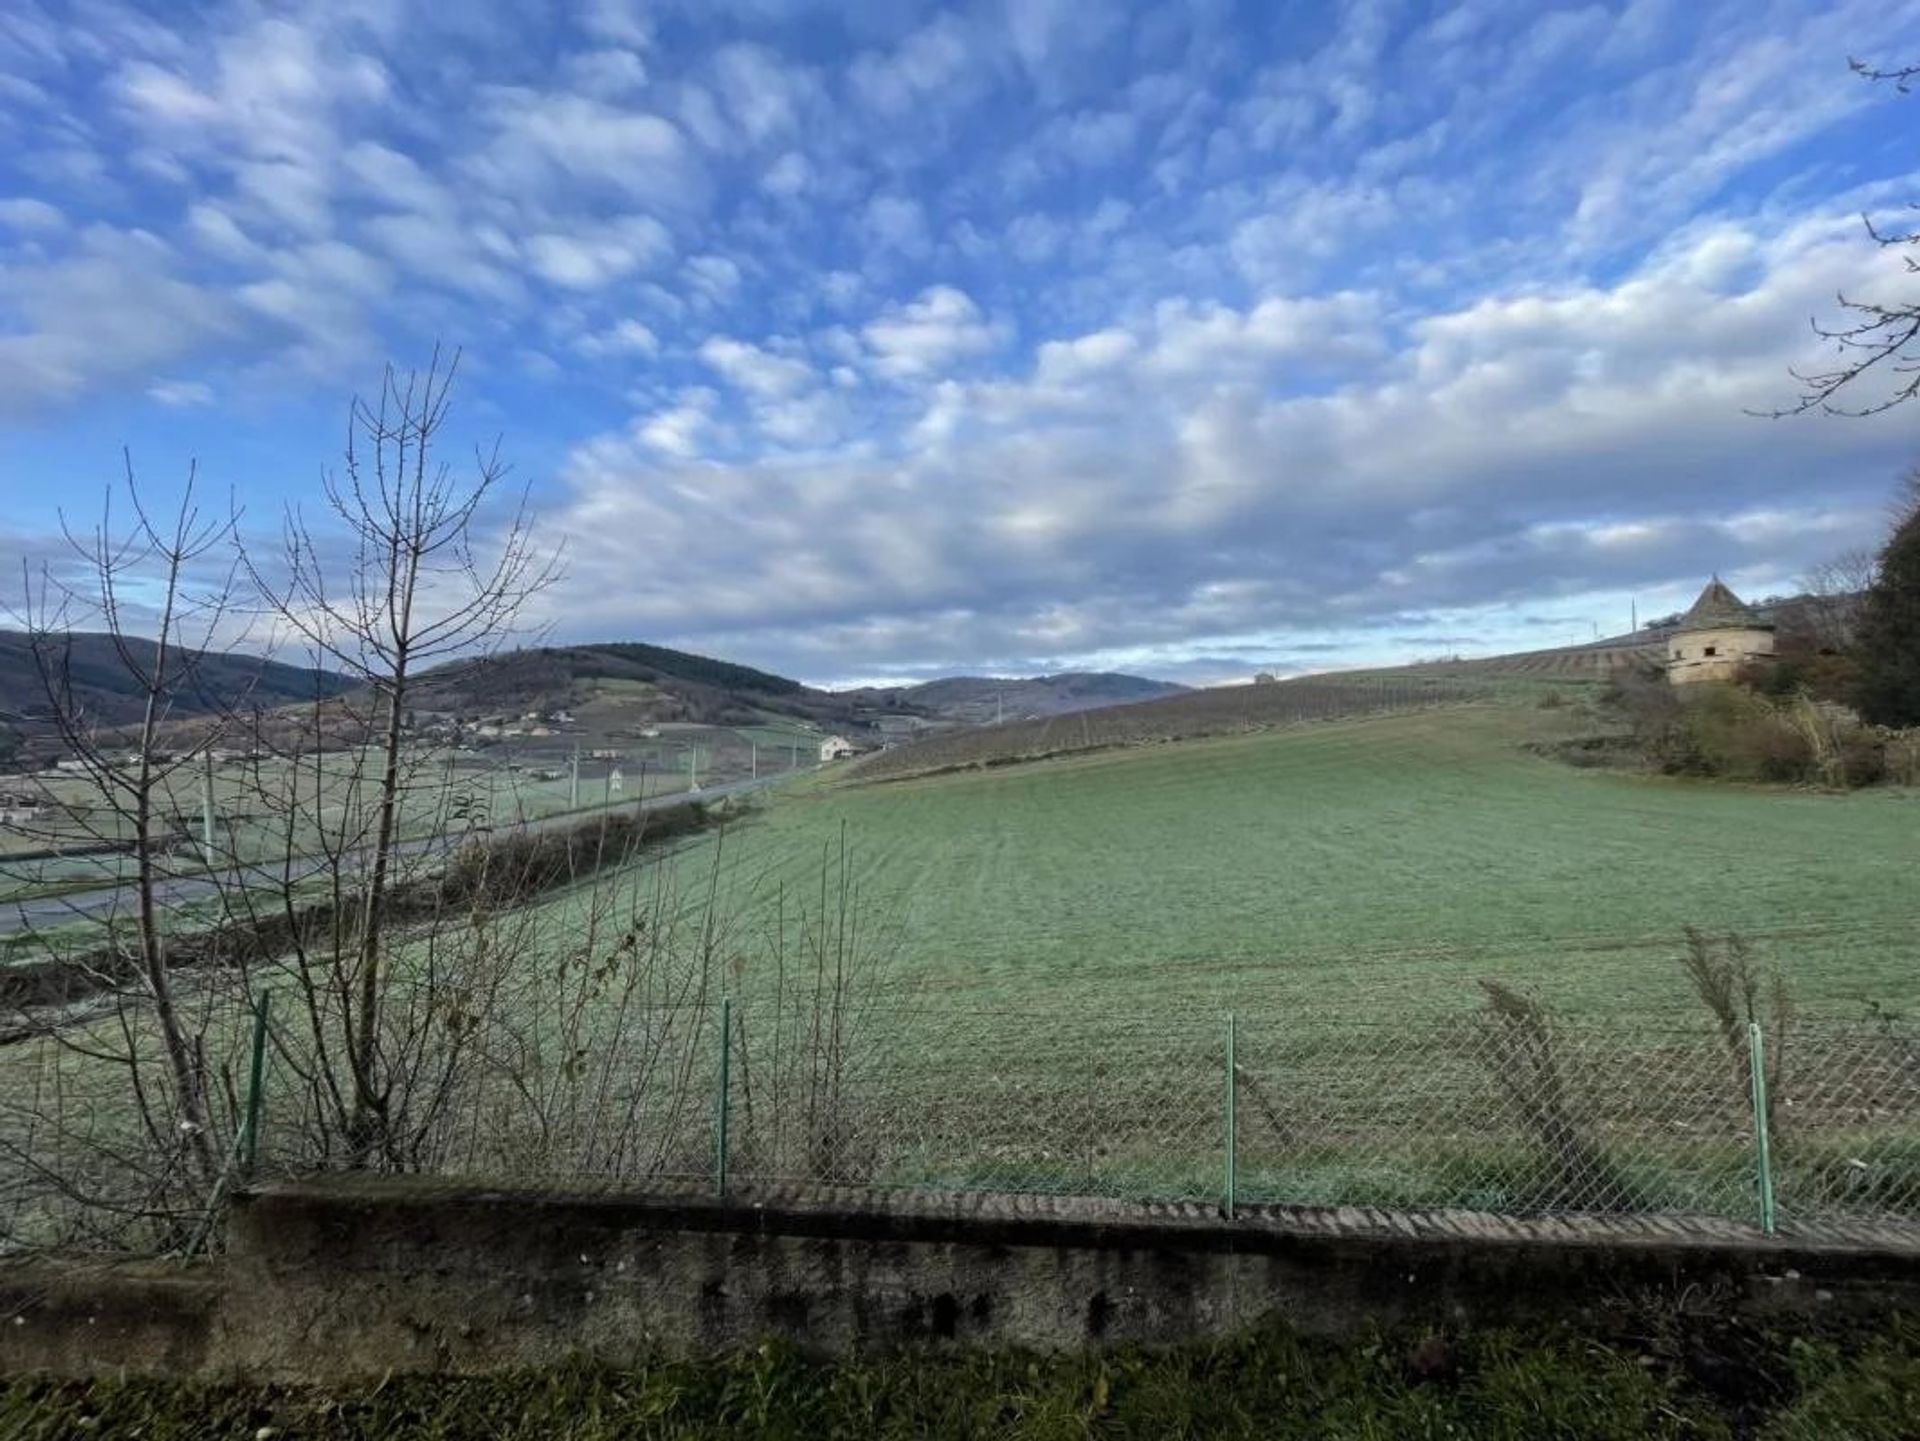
[[1667, 625, 1775, 684]]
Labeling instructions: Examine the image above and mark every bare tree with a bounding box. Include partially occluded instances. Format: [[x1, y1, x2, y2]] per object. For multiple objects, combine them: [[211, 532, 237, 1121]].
[[0, 356, 902, 1250], [1767, 60, 1920, 416], [1799, 546, 1879, 652], [2, 462, 251, 1240], [244, 350, 559, 1162]]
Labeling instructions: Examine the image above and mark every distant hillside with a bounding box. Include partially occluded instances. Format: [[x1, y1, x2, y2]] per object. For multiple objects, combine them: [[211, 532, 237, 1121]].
[[1387, 635, 1664, 681], [847, 671, 1186, 724], [849, 672, 1490, 781], [409, 642, 913, 735], [1380, 589, 1863, 683], [0, 630, 351, 764], [0, 631, 350, 721]]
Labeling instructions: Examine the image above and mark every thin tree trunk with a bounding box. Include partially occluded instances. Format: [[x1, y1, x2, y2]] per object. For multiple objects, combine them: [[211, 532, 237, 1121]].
[[135, 594, 216, 1182]]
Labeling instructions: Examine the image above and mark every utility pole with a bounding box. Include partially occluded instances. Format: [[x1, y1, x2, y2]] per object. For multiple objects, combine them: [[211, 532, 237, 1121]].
[[569, 743, 580, 810], [996, 690, 1004, 725], [750, 740, 758, 780], [1631, 598, 1638, 634], [200, 750, 216, 861]]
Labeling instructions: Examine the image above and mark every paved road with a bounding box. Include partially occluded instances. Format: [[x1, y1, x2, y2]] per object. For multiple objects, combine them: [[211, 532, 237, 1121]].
[[1, 773, 787, 937]]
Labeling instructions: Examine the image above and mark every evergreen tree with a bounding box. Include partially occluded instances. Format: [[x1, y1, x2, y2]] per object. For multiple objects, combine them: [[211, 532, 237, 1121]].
[[1855, 489, 1920, 727]]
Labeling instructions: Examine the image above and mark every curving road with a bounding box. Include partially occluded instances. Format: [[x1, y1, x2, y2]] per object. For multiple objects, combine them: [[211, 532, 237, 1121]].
[[1, 773, 789, 938]]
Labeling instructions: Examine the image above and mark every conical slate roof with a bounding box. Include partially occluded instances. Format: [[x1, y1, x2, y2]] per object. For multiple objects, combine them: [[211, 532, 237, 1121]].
[[1676, 577, 1772, 633]]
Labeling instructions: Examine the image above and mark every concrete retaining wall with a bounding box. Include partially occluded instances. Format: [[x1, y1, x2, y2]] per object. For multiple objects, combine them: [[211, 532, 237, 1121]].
[[5, 1178, 1920, 1380]]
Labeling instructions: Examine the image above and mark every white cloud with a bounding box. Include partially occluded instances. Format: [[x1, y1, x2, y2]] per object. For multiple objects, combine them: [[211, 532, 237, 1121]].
[[468, 89, 699, 211], [110, 16, 391, 237], [565, 47, 650, 98], [761, 151, 812, 197], [5, 0, 1918, 684], [342, 142, 450, 216], [633, 387, 718, 457], [862, 194, 929, 254], [1033, 327, 1136, 384], [577, 0, 654, 48], [361, 213, 519, 299], [862, 286, 1002, 380], [0, 227, 241, 416], [524, 216, 672, 289], [185, 203, 259, 263], [147, 378, 213, 406], [575, 318, 660, 357], [708, 43, 818, 148], [683, 253, 743, 302], [699, 336, 815, 397], [848, 14, 980, 117], [0, 197, 64, 232], [540, 210, 1912, 677], [1034, 108, 1137, 168], [1006, 213, 1066, 264]]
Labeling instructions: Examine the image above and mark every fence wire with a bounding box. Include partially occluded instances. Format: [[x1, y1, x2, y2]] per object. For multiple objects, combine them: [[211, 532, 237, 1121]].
[[4, 988, 1918, 1255]]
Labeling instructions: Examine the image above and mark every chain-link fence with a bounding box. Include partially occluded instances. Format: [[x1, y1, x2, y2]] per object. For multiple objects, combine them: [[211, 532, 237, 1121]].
[[5, 984, 1918, 1254], [253, 992, 1920, 1229]]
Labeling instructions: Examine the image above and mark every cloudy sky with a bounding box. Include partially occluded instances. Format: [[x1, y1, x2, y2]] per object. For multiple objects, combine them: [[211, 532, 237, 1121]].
[[3, 0, 1919, 686]]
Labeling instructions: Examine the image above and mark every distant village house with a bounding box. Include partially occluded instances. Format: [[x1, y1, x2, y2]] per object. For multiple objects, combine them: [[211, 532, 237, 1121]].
[[819, 736, 859, 762], [1667, 578, 1776, 685]]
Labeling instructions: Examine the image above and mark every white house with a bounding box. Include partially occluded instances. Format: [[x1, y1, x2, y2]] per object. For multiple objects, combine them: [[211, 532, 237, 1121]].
[[819, 736, 859, 762]]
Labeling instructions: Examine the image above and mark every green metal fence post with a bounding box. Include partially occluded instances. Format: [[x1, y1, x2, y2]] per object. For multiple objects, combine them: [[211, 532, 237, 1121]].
[[715, 997, 732, 1199], [240, 990, 271, 1178], [1747, 1020, 1777, 1236], [1224, 1011, 1237, 1220]]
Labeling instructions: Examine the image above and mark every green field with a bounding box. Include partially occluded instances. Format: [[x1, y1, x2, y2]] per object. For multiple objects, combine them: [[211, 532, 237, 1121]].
[[681, 698, 1918, 1023], [9, 690, 1918, 1247], [0, 721, 821, 902]]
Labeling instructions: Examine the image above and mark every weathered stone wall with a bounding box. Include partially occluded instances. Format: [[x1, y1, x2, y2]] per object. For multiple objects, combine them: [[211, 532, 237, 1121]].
[[1668, 625, 1776, 684], [4, 1179, 1918, 1381]]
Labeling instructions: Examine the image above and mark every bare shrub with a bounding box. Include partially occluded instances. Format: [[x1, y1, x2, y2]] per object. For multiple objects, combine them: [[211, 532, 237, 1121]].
[[0, 357, 908, 1251], [729, 824, 904, 1184]]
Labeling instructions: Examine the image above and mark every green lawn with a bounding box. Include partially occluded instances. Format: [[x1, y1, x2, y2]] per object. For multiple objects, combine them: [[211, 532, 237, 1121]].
[[9, 695, 1918, 1239], [679, 699, 1918, 1023]]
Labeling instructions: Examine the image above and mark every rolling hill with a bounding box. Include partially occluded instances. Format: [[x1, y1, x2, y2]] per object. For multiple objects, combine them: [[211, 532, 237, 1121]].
[[847, 671, 1497, 780], [407, 641, 922, 736], [845, 671, 1186, 724], [0, 630, 351, 723], [0, 630, 353, 764]]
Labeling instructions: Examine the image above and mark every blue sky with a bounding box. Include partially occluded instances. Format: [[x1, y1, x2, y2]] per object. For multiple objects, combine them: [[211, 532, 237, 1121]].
[[3, 0, 1919, 685]]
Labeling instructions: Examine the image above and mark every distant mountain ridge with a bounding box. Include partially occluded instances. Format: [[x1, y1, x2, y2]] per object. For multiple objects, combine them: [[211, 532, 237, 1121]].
[[0, 629, 354, 764], [407, 641, 902, 732], [412, 652, 1184, 732]]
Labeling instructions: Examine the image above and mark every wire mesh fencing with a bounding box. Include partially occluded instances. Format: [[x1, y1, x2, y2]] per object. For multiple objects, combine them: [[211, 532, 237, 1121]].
[[0, 978, 267, 1255], [5, 984, 1919, 1256], [1230, 1013, 1763, 1217], [1769, 1017, 1920, 1224]]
